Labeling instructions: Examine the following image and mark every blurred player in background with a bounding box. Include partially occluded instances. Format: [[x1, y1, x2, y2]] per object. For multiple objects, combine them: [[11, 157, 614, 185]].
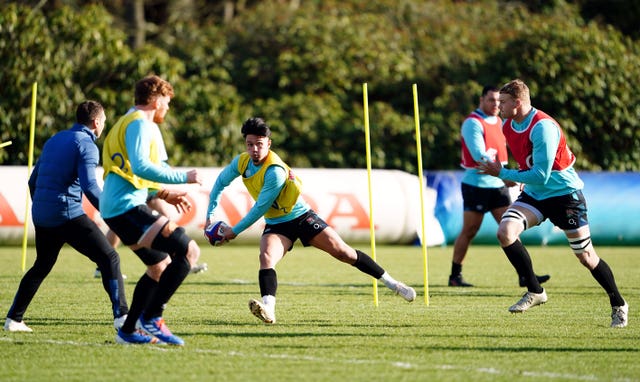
[[478, 79, 628, 328], [205, 117, 416, 325]]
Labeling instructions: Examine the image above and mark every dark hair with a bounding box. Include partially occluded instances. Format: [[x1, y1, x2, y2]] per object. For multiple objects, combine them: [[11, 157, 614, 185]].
[[241, 117, 271, 138], [481, 85, 499, 96], [76, 100, 103, 126], [134, 75, 174, 105]]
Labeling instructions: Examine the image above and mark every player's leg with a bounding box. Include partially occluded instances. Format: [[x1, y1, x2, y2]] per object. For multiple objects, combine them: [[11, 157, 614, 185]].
[[449, 210, 484, 287], [137, 221, 198, 345], [115, 250, 168, 345], [563, 220, 627, 327], [4, 225, 64, 332], [496, 202, 547, 313], [105, 207, 171, 344], [148, 194, 208, 275], [305, 213, 416, 302], [65, 215, 129, 328], [449, 183, 495, 287], [248, 233, 289, 324], [490, 206, 550, 287], [497, 203, 542, 290], [94, 229, 122, 279], [106, 229, 121, 248]]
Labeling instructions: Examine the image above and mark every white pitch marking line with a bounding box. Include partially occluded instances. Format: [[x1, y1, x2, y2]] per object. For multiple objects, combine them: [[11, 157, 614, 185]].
[[0, 337, 616, 380]]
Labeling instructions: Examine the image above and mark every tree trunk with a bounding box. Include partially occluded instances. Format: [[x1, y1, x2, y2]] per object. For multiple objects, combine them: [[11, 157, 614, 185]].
[[127, 0, 146, 49], [223, 1, 234, 23]]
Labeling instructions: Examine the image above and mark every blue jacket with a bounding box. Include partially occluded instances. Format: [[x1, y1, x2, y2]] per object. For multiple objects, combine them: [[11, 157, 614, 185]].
[[29, 123, 102, 227]]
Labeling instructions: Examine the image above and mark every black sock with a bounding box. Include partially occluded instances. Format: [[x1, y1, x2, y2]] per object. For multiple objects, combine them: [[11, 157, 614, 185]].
[[122, 274, 157, 333], [503, 241, 542, 293], [450, 262, 462, 277], [259, 268, 278, 297], [352, 250, 385, 279], [144, 255, 191, 319], [590, 259, 625, 307]]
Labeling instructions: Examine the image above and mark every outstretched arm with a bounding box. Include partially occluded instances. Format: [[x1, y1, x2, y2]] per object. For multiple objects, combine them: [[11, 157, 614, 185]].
[[205, 156, 242, 226], [227, 165, 286, 237]]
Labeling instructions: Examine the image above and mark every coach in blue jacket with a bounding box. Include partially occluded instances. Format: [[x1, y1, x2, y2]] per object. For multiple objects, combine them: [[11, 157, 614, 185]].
[[4, 101, 129, 333]]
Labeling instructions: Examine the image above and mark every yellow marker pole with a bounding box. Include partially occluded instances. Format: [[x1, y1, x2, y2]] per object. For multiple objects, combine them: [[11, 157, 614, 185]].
[[21, 82, 37, 272], [0, 141, 12, 149], [362, 83, 379, 307], [412, 84, 429, 305]]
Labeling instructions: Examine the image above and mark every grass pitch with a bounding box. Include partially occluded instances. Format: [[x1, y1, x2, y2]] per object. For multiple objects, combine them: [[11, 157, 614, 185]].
[[0, 243, 638, 381]]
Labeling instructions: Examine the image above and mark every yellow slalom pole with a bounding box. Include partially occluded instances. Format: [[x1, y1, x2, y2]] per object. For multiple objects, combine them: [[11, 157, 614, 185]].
[[21, 82, 37, 272], [412, 84, 429, 305], [362, 83, 379, 307], [0, 141, 12, 149]]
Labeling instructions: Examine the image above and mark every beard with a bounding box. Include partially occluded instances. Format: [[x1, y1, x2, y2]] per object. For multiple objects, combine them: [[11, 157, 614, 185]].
[[153, 112, 165, 124]]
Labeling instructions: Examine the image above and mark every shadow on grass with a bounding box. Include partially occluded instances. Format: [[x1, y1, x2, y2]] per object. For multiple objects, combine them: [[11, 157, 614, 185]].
[[410, 344, 640, 353]]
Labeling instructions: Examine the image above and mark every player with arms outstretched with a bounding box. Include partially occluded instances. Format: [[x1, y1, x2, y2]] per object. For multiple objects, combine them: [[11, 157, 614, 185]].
[[205, 117, 417, 324]]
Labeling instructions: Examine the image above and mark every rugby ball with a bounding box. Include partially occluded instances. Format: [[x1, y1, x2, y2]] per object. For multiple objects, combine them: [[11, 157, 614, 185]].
[[204, 221, 231, 246]]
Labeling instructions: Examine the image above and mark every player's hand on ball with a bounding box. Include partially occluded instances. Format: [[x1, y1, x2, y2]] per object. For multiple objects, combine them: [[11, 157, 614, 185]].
[[204, 221, 233, 246], [476, 159, 502, 177]]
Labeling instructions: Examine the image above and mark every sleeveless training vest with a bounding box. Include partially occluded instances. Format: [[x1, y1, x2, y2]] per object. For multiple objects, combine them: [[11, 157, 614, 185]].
[[502, 109, 575, 171], [460, 111, 507, 168], [238, 151, 302, 218], [102, 110, 161, 190]]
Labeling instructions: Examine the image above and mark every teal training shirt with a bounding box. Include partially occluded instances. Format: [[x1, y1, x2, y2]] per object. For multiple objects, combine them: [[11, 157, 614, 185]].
[[100, 115, 187, 219], [207, 154, 308, 235], [460, 109, 507, 189], [499, 108, 583, 200]]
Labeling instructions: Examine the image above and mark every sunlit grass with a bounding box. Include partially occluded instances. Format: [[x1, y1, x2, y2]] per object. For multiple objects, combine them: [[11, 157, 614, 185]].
[[0, 244, 638, 381]]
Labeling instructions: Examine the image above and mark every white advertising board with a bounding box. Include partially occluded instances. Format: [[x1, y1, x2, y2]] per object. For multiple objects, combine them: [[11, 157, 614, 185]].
[[0, 166, 444, 246]]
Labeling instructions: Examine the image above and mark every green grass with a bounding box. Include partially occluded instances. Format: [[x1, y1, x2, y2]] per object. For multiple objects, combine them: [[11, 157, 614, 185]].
[[0, 244, 638, 381]]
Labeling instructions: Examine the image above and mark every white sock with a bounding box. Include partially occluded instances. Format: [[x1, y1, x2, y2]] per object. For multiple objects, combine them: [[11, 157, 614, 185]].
[[380, 272, 398, 290], [262, 295, 276, 311]]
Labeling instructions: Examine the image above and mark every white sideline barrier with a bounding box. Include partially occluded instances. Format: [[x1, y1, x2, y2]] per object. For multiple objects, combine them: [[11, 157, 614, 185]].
[[0, 166, 445, 246]]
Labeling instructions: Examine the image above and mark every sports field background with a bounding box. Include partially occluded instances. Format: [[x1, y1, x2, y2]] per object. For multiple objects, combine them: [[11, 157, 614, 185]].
[[0, 244, 638, 381]]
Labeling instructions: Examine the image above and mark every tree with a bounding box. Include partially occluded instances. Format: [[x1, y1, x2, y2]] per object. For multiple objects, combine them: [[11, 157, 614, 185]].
[[127, 0, 145, 49], [1, 0, 639, 170]]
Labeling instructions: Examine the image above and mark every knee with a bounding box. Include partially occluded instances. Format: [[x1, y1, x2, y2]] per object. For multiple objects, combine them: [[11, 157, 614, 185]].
[[496, 225, 509, 245], [569, 236, 597, 269], [147, 257, 171, 281], [106, 249, 121, 265], [497, 224, 521, 246], [497, 208, 528, 245], [164, 226, 194, 261], [574, 248, 599, 270]]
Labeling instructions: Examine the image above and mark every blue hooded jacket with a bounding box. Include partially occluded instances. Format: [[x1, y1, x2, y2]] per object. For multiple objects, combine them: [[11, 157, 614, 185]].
[[28, 123, 102, 227]]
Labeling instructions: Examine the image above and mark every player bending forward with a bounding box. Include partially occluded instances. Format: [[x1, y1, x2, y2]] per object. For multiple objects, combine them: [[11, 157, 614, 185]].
[[205, 117, 416, 324]]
